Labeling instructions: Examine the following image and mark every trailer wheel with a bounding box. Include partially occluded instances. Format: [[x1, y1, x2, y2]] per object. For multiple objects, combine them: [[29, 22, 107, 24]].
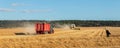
[[48, 29, 54, 34], [48, 31, 51, 34], [44, 32, 49, 34]]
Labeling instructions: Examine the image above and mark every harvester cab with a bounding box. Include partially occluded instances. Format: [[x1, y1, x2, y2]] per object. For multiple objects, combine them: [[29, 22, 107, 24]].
[[35, 22, 54, 34], [70, 24, 80, 30], [70, 24, 76, 29]]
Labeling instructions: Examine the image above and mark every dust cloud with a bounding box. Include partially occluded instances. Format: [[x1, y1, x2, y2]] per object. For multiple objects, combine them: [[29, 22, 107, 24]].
[[55, 24, 70, 29], [23, 23, 36, 34]]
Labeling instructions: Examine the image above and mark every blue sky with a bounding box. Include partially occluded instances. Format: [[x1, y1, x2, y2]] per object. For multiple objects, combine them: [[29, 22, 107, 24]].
[[0, 0, 120, 20]]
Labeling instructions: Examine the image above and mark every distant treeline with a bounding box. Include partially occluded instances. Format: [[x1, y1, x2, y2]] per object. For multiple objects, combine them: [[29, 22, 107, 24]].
[[0, 20, 120, 28], [51, 20, 120, 27], [0, 20, 45, 28]]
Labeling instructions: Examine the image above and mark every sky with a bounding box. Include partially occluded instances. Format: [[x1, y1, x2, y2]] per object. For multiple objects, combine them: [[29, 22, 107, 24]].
[[0, 0, 120, 20]]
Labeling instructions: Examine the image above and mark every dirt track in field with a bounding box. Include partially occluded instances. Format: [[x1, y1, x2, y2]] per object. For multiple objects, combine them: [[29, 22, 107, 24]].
[[0, 27, 120, 48]]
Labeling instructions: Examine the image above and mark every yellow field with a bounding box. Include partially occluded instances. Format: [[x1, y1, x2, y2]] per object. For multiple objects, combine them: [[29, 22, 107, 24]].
[[0, 27, 120, 48]]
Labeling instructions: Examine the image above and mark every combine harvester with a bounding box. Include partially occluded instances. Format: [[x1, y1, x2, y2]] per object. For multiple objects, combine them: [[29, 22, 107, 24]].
[[70, 24, 80, 30]]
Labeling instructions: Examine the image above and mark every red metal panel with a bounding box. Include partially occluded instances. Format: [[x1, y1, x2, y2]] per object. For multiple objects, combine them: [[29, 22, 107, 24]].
[[44, 24, 50, 31], [35, 23, 51, 34], [40, 23, 44, 31], [35, 23, 39, 31], [35, 23, 43, 31], [38, 23, 41, 31]]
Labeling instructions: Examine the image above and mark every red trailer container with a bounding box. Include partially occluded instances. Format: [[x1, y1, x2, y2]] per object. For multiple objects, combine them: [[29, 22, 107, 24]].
[[35, 23, 54, 34]]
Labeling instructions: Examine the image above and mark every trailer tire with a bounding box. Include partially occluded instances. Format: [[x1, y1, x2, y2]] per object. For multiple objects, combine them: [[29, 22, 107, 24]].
[[49, 29, 54, 34], [44, 32, 49, 34]]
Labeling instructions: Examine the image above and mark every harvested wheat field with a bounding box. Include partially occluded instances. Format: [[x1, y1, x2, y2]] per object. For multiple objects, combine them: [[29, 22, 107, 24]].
[[0, 27, 120, 48]]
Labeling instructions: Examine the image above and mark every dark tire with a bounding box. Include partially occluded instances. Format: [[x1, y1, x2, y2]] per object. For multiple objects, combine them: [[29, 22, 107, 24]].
[[49, 29, 54, 34], [48, 31, 52, 34], [52, 29, 54, 33], [44, 32, 49, 34]]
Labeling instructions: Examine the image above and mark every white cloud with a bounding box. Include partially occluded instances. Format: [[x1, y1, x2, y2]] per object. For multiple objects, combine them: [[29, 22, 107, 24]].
[[22, 9, 52, 13], [11, 3, 26, 6], [0, 8, 52, 13], [0, 8, 15, 12]]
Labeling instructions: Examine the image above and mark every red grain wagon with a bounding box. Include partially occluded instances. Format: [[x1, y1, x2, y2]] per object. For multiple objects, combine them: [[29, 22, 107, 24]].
[[35, 23, 54, 34]]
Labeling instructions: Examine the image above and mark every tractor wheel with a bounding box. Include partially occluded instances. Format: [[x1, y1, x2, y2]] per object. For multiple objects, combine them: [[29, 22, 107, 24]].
[[52, 29, 54, 33], [48, 29, 54, 34]]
